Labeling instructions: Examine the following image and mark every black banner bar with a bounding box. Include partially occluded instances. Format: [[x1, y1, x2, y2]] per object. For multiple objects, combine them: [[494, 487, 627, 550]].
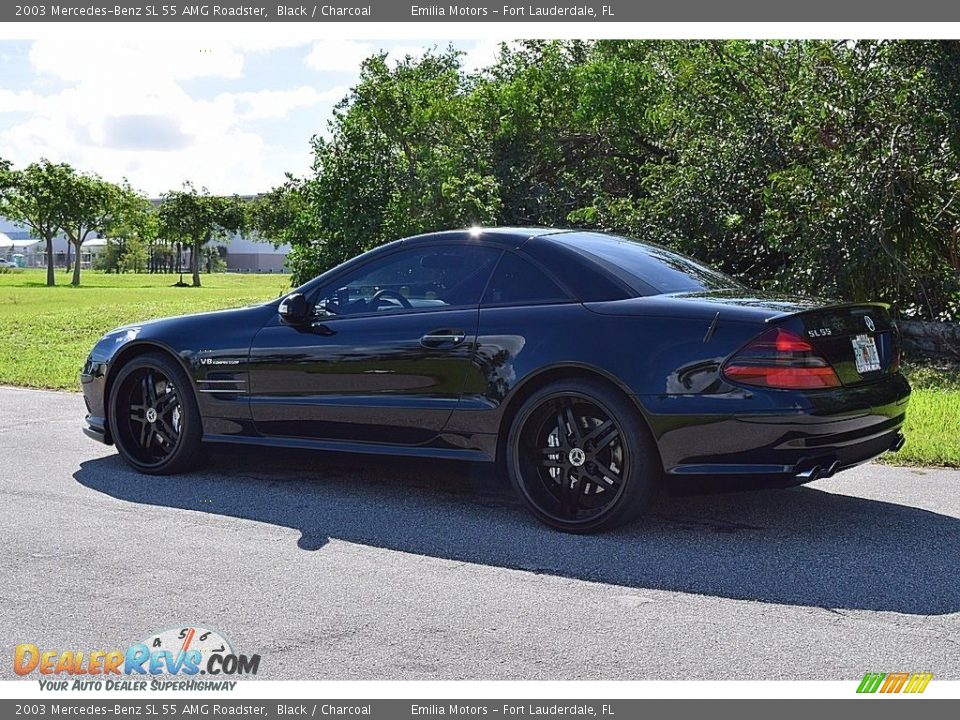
[[2, 699, 959, 719], [6, 0, 960, 22]]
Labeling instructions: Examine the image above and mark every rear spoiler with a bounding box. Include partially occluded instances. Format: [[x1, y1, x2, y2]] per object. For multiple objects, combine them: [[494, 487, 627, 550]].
[[763, 301, 891, 323]]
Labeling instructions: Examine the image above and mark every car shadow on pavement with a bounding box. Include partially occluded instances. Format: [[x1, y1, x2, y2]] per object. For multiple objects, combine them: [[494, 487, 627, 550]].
[[74, 446, 960, 616]]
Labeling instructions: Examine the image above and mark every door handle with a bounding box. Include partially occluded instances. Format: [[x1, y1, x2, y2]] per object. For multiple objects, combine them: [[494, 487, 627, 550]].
[[420, 329, 466, 348], [309, 320, 337, 336]]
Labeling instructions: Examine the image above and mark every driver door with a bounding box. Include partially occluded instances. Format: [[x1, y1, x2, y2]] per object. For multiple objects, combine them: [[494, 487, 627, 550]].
[[247, 244, 501, 445]]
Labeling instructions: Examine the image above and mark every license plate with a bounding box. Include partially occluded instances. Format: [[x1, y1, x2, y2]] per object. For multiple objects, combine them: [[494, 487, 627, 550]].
[[852, 334, 881, 374]]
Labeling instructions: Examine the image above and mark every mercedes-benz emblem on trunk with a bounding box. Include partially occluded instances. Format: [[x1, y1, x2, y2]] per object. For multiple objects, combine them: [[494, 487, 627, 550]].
[[864, 316, 875, 332]]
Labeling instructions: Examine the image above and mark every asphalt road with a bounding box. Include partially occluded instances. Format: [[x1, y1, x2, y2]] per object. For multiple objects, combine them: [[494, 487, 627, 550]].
[[1, 386, 958, 680]]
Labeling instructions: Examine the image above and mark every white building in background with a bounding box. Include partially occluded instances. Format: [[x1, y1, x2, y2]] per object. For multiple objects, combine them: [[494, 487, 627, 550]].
[[0, 227, 137, 269], [0, 224, 64, 268], [0, 230, 41, 267], [220, 231, 290, 273], [0, 211, 291, 273]]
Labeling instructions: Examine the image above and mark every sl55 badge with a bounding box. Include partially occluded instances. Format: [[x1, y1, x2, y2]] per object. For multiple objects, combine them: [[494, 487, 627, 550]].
[[808, 328, 832, 337]]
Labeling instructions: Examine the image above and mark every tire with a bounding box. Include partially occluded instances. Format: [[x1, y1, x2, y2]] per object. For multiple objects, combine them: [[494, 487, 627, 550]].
[[108, 351, 202, 475], [505, 378, 660, 533]]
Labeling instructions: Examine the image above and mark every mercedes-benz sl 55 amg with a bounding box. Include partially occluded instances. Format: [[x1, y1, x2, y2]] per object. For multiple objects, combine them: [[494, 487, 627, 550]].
[[82, 228, 910, 532]]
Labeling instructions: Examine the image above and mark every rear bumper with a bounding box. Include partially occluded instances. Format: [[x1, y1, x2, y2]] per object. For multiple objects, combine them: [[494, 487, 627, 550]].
[[639, 372, 911, 486], [666, 428, 905, 489]]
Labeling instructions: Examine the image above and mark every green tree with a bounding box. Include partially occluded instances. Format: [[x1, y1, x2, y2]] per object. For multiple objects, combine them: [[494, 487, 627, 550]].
[[157, 184, 246, 287], [0, 159, 74, 286], [119, 237, 149, 273], [100, 183, 156, 273], [246, 176, 322, 281], [281, 48, 500, 283], [481, 39, 960, 318], [248, 40, 960, 317], [56, 172, 119, 286]]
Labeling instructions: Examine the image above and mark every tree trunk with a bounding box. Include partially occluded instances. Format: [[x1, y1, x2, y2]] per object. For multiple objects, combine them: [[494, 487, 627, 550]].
[[191, 239, 201, 287], [45, 236, 55, 286], [65, 240, 71, 273], [71, 241, 82, 286]]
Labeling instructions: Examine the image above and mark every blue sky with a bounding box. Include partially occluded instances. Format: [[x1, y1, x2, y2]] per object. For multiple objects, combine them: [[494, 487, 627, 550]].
[[0, 37, 504, 196]]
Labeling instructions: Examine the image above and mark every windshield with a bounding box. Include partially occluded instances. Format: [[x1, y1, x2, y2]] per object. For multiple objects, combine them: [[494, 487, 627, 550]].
[[551, 232, 743, 296]]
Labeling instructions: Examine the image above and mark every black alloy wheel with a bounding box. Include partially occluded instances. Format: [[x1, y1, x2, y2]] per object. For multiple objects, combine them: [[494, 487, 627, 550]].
[[109, 352, 202, 474], [506, 379, 660, 533]]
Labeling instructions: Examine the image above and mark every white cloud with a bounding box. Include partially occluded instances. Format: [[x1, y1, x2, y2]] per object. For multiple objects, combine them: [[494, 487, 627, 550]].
[[0, 38, 349, 195], [305, 39, 378, 73], [305, 38, 515, 76], [29, 37, 245, 82], [0, 88, 48, 114], [101, 115, 193, 151], [0, 108, 271, 196], [305, 39, 428, 74], [225, 85, 346, 120], [0, 36, 499, 196], [462, 39, 518, 73]]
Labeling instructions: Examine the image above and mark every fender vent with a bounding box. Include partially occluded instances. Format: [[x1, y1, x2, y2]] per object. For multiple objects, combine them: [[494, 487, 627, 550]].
[[196, 373, 247, 396]]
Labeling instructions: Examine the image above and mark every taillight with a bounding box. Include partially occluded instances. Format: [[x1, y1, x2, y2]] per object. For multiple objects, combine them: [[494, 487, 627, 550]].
[[723, 328, 841, 390]]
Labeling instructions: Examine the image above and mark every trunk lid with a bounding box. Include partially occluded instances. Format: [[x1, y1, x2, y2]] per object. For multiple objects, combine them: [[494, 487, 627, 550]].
[[765, 303, 901, 386], [585, 290, 903, 388]]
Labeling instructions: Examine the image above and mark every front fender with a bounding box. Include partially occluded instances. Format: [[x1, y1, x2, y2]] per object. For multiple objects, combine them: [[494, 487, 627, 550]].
[[81, 304, 277, 440]]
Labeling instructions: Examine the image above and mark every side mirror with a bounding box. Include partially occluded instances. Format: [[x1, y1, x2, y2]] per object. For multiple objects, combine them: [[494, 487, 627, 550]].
[[278, 293, 309, 324]]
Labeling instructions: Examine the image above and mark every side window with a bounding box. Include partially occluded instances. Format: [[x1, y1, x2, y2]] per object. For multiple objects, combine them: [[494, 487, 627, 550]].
[[315, 245, 501, 316], [482, 252, 571, 306]]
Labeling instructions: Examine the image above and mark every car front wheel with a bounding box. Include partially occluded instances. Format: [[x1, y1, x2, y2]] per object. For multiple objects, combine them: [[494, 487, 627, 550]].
[[506, 379, 660, 533], [108, 352, 202, 475]]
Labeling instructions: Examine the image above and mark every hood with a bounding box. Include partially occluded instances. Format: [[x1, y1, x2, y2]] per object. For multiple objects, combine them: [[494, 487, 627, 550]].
[[108, 302, 272, 335]]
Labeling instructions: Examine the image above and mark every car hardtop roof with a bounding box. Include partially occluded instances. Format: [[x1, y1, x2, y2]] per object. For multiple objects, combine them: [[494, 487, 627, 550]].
[[399, 227, 573, 249], [397, 228, 668, 253]]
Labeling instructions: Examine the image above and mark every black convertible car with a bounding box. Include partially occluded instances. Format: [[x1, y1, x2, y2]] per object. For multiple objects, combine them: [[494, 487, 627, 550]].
[[82, 228, 910, 532]]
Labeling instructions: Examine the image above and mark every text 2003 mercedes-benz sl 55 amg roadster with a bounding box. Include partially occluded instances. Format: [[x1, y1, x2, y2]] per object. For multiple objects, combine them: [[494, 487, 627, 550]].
[[82, 228, 910, 532]]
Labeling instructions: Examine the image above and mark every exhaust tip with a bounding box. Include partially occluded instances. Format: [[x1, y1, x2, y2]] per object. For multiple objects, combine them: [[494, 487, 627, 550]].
[[796, 465, 822, 482]]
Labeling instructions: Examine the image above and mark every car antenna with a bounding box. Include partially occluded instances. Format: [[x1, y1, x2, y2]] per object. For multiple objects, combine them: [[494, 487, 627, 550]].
[[702, 311, 720, 343]]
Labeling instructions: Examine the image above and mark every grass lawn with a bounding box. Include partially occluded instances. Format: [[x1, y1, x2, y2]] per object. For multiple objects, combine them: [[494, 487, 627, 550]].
[[0, 268, 291, 390], [1, 267, 957, 468], [892, 360, 960, 468]]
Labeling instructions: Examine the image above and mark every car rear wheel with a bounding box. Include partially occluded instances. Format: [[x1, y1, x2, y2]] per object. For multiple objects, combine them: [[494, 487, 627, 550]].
[[506, 379, 660, 533], [109, 352, 202, 475]]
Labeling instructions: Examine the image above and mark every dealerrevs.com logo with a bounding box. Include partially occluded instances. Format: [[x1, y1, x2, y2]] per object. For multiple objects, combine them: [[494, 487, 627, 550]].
[[14, 627, 260, 692], [857, 672, 933, 694]]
